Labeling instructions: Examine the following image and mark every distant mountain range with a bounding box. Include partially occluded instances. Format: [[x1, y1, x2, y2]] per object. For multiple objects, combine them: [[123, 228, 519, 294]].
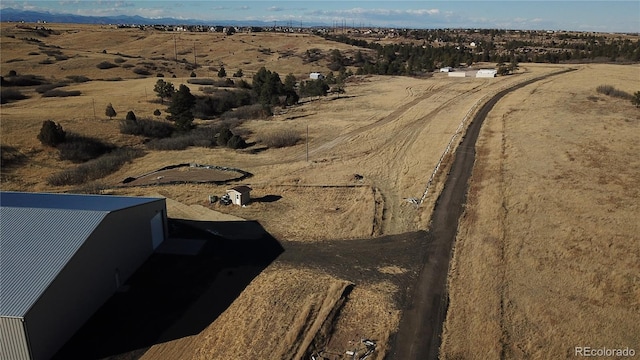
[[0, 8, 311, 27]]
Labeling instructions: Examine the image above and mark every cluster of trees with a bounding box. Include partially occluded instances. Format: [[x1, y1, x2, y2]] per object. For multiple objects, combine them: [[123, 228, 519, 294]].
[[324, 35, 473, 75], [150, 67, 338, 133], [251, 67, 299, 106], [324, 31, 639, 74]]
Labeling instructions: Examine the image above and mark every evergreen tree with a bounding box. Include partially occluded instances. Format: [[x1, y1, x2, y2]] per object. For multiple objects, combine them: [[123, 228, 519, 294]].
[[218, 66, 227, 78], [105, 103, 117, 119], [252, 67, 285, 106], [126, 111, 137, 121], [284, 73, 297, 92], [153, 79, 175, 104], [217, 127, 233, 146], [37, 120, 66, 146], [168, 84, 196, 131], [227, 134, 247, 149], [283, 73, 299, 106], [632, 91, 640, 108]]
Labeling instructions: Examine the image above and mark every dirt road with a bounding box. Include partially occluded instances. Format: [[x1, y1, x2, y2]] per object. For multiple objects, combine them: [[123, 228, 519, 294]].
[[388, 70, 574, 360]]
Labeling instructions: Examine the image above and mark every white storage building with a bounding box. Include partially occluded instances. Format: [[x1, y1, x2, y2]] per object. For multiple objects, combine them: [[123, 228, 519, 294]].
[[476, 69, 498, 78], [0, 192, 167, 360]]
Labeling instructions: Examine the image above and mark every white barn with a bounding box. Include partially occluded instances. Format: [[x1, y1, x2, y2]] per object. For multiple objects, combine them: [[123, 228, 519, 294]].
[[310, 72, 325, 80], [476, 69, 498, 78], [0, 192, 167, 360]]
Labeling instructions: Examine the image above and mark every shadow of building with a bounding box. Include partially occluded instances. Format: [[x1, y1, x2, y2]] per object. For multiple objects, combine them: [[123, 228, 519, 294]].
[[53, 219, 283, 360]]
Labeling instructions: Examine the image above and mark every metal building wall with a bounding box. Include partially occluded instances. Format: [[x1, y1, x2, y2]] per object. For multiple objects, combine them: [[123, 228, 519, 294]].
[[0, 317, 31, 360], [22, 200, 167, 360]]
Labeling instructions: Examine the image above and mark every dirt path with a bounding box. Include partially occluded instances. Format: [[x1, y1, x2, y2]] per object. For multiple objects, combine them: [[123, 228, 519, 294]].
[[388, 69, 575, 360]]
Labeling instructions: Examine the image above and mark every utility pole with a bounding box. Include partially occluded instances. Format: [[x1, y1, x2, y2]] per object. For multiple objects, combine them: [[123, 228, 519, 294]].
[[92, 98, 96, 121], [306, 124, 309, 162], [194, 41, 197, 68]]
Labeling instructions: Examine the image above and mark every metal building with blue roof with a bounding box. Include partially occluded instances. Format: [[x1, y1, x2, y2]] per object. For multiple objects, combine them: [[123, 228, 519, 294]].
[[0, 191, 167, 360]]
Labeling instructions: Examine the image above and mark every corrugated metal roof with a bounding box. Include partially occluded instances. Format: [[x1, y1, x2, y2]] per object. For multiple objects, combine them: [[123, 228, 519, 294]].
[[0, 207, 107, 317], [0, 192, 164, 318], [0, 191, 162, 212]]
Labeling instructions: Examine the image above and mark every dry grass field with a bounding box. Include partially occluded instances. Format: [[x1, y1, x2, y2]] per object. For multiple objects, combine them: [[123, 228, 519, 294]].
[[3, 22, 638, 359], [441, 64, 640, 358]]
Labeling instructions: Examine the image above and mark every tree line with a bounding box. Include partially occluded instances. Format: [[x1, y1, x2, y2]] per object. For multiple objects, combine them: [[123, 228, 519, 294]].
[[322, 31, 639, 75]]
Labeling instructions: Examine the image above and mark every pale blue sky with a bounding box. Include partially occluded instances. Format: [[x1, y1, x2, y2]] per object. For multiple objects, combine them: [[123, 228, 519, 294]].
[[1, 1, 638, 33]]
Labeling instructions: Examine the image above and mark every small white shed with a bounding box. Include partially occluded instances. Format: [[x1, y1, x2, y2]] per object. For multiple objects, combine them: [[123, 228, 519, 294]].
[[310, 72, 325, 80], [476, 69, 497, 78], [227, 186, 252, 206]]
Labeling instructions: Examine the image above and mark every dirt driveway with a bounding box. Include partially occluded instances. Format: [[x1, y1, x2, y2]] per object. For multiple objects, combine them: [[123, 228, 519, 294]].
[[388, 69, 575, 360]]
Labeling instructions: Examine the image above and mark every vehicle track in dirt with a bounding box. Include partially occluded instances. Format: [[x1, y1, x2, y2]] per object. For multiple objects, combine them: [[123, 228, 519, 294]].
[[388, 69, 575, 360]]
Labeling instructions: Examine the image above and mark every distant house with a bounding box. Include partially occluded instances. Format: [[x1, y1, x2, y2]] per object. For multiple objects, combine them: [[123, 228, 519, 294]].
[[227, 186, 252, 206], [0, 191, 167, 360], [310, 72, 325, 80]]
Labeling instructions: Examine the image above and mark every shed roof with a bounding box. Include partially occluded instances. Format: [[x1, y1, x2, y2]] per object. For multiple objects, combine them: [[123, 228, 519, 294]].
[[228, 186, 252, 194], [0, 192, 162, 318]]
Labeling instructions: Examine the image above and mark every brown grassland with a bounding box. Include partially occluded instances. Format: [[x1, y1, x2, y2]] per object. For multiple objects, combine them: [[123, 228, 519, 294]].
[[441, 64, 640, 358], [2, 22, 639, 359]]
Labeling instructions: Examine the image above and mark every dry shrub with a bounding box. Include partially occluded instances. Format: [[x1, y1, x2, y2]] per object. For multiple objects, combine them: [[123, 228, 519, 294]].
[[2, 74, 46, 86], [145, 136, 194, 151], [596, 84, 632, 100], [220, 104, 270, 121], [258, 129, 301, 148], [57, 134, 114, 163], [119, 118, 174, 138], [35, 83, 67, 94], [47, 147, 144, 186], [42, 89, 81, 97], [66, 75, 91, 83], [0, 145, 27, 167], [145, 127, 216, 150], [96, 61, 118, 69], [0, 88, 28, 104], [133, 67, 151, 76]]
